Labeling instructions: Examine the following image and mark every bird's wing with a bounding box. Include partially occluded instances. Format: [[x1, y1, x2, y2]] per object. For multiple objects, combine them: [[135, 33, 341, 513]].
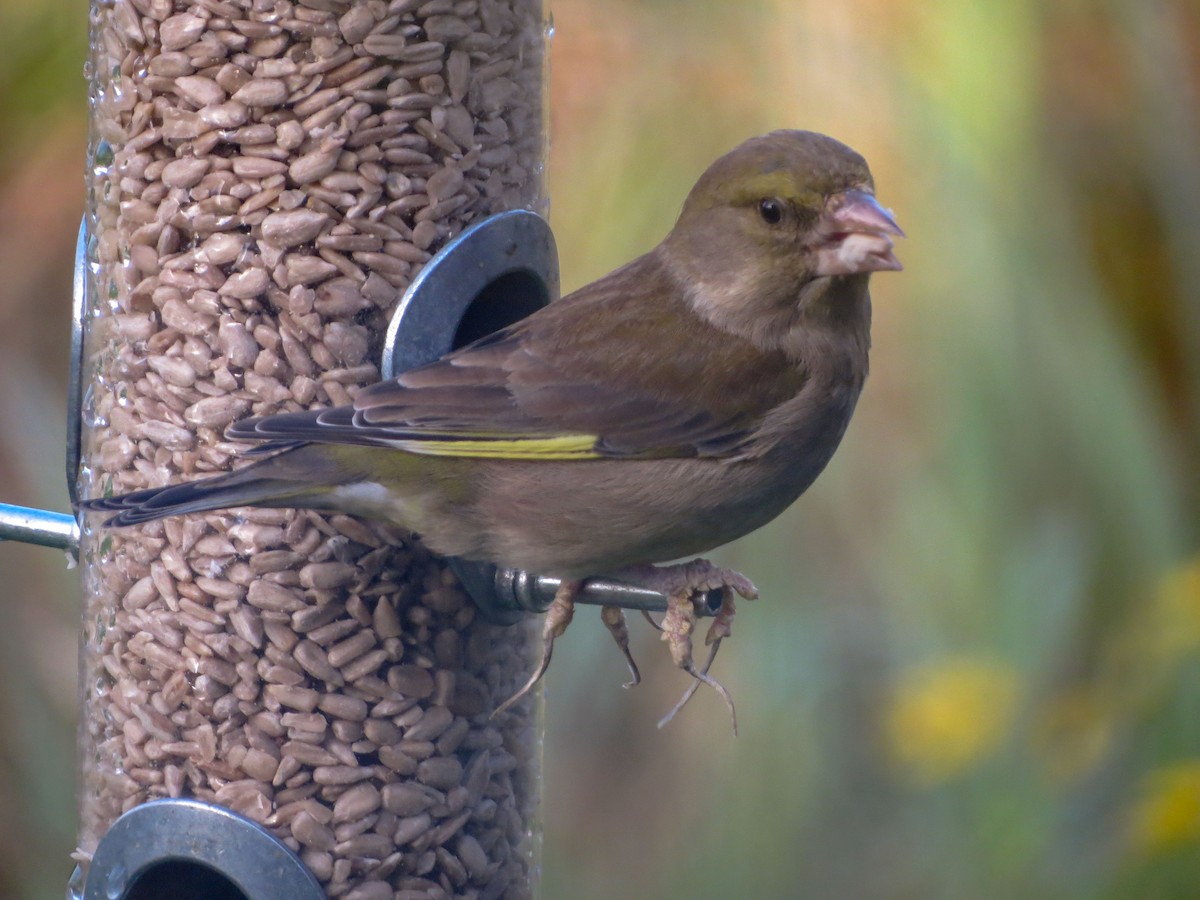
[[229, 256, 804, 461]]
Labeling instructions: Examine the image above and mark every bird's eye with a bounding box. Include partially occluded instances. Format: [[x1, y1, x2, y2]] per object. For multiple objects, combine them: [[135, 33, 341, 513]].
[[758, 198, 784, 225]]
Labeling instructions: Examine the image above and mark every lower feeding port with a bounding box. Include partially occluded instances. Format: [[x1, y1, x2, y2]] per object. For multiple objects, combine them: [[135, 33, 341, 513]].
[[73, 798, 324, 900]]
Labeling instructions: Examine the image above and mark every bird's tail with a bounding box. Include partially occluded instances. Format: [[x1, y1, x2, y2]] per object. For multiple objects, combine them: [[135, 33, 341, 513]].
[[79, 446, 341, 527]]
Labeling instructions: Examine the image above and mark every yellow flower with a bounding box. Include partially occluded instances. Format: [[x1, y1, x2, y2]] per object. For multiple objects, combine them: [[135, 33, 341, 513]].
[[1130, 761, 1200, 856], [883, 657, 1020, 786]]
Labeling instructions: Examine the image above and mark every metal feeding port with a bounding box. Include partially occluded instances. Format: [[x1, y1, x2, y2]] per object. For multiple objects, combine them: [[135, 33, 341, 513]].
[[381, 208, 559, 380], [70, 798, 324, 900]]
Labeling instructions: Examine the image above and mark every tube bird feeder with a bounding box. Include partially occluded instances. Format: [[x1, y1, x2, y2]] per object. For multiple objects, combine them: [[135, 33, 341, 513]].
[[74, 2, 550, 896]]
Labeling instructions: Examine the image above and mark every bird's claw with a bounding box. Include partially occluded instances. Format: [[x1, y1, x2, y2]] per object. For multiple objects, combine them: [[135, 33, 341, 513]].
[[656, 587, 738, 735], [705, 584, 740, 645], [492, 579, 579, 718], [601, 605, 641, 688]]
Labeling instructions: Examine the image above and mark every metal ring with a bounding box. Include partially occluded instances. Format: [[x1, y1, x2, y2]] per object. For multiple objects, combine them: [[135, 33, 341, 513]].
[[80, 798, 325, 900], [382, 208, 558, 378]]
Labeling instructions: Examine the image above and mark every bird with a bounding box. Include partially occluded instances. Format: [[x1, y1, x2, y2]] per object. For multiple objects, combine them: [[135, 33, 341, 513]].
[[83, 129, 903, 728]]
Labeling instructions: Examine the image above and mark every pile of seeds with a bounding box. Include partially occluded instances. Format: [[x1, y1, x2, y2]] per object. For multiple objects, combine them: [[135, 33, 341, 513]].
[[79, 1, 546, 896]]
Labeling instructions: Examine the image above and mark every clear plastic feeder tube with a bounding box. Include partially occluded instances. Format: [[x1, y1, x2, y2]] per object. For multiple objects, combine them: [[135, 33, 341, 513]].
[[78, 2, 548, 896]]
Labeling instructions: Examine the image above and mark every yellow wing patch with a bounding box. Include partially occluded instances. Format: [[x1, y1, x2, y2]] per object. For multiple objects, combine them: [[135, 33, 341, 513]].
[[392, 433, 601, 460]]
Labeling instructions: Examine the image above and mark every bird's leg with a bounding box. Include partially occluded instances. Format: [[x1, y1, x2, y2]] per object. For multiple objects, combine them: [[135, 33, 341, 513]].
[[610, 559, 758, 733], [600, 605, 641, 688], [492, 579, 580, 717]]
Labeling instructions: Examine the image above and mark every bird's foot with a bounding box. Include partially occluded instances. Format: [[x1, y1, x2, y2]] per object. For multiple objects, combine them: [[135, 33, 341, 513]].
[[611, 559, 757, 734], [658, 588, 739, 734], [656, 582, 743, 732], [492, 579, 579, 717], [619, 558, 758, 602], [601, 605, 641, 688]]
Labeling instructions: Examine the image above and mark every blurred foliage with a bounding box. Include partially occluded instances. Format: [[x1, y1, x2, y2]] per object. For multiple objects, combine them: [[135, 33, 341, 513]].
[[1, 0, 1198, 898]]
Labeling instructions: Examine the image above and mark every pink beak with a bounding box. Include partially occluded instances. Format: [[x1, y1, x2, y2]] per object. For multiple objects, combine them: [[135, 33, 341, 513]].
[[814, 189, 904, 276]]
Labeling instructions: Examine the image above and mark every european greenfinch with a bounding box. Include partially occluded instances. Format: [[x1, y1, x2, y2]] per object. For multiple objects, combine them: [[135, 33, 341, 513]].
[[84, 129, 902, 724]]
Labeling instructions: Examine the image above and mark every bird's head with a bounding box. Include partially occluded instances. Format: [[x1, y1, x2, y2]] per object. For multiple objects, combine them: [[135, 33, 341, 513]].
[[660, 130, 903, 344]]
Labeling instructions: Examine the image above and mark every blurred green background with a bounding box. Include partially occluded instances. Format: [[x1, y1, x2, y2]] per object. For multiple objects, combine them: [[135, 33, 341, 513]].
[[2, 0, 1199, 897]]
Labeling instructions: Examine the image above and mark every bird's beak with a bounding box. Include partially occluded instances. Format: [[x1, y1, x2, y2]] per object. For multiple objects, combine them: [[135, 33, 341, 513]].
[[814, 189, 904, 276]]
